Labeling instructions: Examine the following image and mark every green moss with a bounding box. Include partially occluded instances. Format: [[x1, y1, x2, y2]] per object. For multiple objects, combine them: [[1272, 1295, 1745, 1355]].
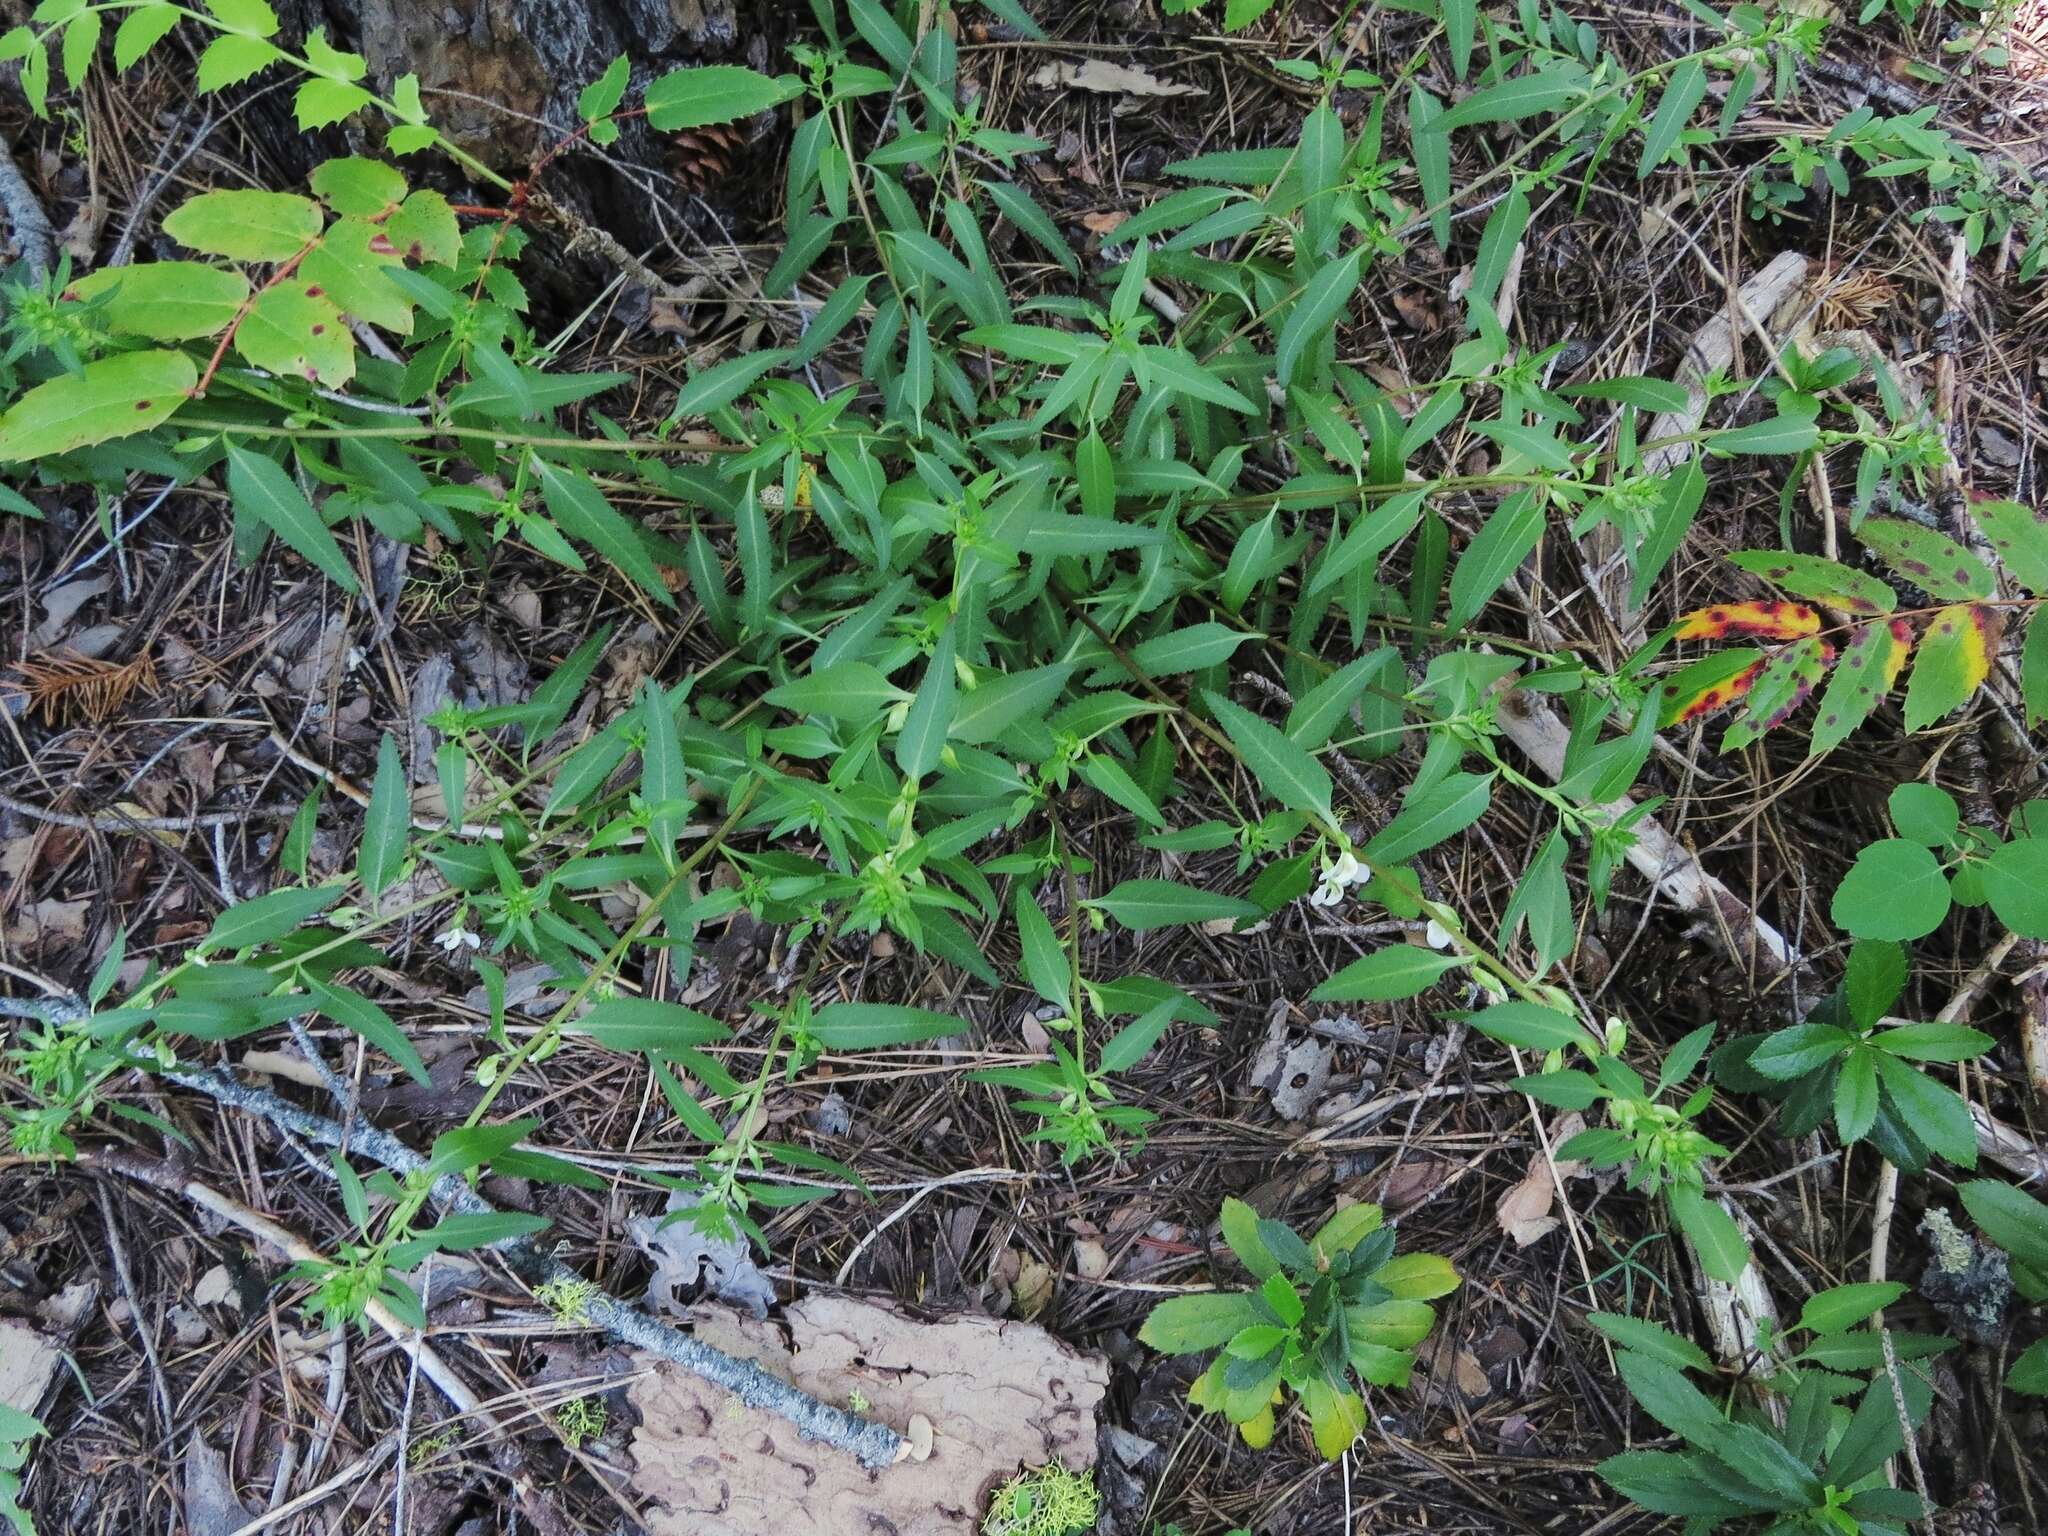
[[981, 1463, 1099, 1536]]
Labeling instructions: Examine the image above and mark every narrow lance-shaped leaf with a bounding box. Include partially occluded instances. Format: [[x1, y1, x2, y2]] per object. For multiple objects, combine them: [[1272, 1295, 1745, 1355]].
[[357, 733, 409, 897], [1673, 600, 1820, 641], [894, 624, 957, 782], [1274, 248, 1362, 388], [1809, 619, 1901, 757], [533, 458, 675, 607], [229, 442, 364, 598], [1205, 691, 1334, 825]]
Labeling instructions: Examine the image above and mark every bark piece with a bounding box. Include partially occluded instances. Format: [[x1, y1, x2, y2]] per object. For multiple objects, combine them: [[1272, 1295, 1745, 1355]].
[[627, 1295, 1109, 1535]]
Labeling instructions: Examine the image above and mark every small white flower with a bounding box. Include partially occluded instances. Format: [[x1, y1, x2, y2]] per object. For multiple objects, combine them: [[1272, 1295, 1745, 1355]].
[[1310, 849, 1371, 909], [435, 925, 481, 953], [1424, 917, 1455, 949]]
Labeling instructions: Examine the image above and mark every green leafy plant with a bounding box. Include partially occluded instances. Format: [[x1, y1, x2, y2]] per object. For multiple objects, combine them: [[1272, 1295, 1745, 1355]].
[[981, 1463, 1099, 1536], [1596, 1302, 1940, 1532], [1140, 1199, 1458, 1458], [1518, 1022, 1754, 1282], [0, 1405, 43, 1536], [5, 0, 2048, 1517], [553, 1394, 609, 1449], [1714, 937, 1994, 1172]]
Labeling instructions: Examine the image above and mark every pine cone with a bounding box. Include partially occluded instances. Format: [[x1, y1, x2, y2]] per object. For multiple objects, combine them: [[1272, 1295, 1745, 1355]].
[[667, 122, 748, 196]]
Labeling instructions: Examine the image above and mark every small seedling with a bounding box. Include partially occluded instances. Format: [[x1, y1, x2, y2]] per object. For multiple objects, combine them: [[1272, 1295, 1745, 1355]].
[[1140, 1199, 1458, 1458]]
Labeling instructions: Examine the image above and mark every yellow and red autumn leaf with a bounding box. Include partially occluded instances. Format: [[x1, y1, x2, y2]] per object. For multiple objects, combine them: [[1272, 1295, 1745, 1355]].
[[1903, 603, 2000, 732], [1667, 656, 1767, 725], [1881, 618, 1914, 690], [1674, 600, 1822, 642]]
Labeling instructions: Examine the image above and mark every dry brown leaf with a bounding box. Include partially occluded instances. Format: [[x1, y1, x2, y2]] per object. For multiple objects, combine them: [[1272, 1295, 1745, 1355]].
[[1494, 1114, 1588, 1246], [1014, 1255, 1055, 1320], [1494, 1166, 1560, 1248], [1029, 60, 1205, 99], [0, 1318, 61, 1422], [1379, 1153, 1450, 1210], [1080, 210, 1129, 235], [626, 1295, 1108, 1536], [4, 897, 90, 949]]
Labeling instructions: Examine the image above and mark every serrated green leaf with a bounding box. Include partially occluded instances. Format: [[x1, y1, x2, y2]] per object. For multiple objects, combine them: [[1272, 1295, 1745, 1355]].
[[643, 64, 801, 130], [533, 458, 675, 606], [163, 188, 321, 261], [1364, 772, 1493, 863], [1275, 249, 1361, 387], [1726, 549, 1897, 615], [1831, 838, 1949, 940], [1090, 879, 1258, 932], [1205, 691, 1334, 824], [577, 998, 731, 1053], [810, 1003, 962, 1049], [225, 441, 359, 592], [1858, 516, 1996, 601], [0, 348, 195, 461]]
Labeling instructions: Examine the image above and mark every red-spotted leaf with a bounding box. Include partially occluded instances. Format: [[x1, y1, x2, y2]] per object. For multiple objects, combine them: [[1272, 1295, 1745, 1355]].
[[1809, 620, 1900, 757], [1673, 599, 1820, 641], [1723, 635, 1832, 751], [1904, 603, 1999, 731], [1724, 550, 1896, 615], [1968, 497, 2048, 595], [1857, 517, 1995, 602], [1882, 617, 1915, 689], [1659, 650, 1765, 727]]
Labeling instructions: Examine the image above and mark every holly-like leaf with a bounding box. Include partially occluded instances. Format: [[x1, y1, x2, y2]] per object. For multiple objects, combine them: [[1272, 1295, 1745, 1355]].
[[295, 76, 373, 130], [1904, 603, 1998, 731], [195, 31, 280, 92], [0, 349, 195, 461], [1724, 550, 1896, 615], [237, 283, 355, 385], [1857, 516, 1996, 601], [309, 156, 406, 217], [386, 190, 460, 265], [299, 219, 412, 333], [1673, 599, 1820, 641], [163, 188, 322, 261], [68, 262, 249, 340]]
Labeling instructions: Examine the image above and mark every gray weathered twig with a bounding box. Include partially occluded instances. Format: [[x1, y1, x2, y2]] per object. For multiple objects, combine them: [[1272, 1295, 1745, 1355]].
[[0, 135, 55, 282], [137, 1043, 903, 1468], [4, 987, 902, 1464]]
